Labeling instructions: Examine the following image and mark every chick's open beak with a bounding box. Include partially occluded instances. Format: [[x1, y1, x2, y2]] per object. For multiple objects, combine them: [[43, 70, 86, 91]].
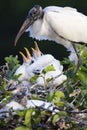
[[14, 18, 32, 46]]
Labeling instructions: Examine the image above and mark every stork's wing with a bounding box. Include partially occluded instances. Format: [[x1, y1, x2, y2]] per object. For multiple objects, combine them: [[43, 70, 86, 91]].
[[44, 6, 77, 13], [44, 6, 87, 43]]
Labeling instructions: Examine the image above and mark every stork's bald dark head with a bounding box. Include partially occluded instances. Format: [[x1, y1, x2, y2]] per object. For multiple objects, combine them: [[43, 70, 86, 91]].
[[27, 5, 43, 20], [14, 5, 43, 46]]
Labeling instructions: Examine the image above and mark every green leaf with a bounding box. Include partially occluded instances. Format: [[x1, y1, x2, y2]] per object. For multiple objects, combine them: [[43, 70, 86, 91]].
[[2, 95, 12, 104], [13, 73, 22, 80], [84, 127, 87, 130], [46, 77, 53, 83], [57, 111, 67, 116], [5, 55, 19, 63], [53, 98, 65, 107], [54, 91, 65, 98], [29, 75, 39, 83], [16, 109, 27, 117], [36, 128, 43, 130], [79, 46, 87, 58], [1, 78, 6, 90], [4, 55, 20, 78], [24, 108, 33, 127], [52, 114, 59, 125], [52, 111, 67, 126], [15, 126, 31, 130], [77, 66, 87, 86], [41, 111, 51, 116], [52, 91, 65, 107], [32, 109, 41, 124], [42, 65, 55, 74], [46, 91, 65, 107], [46, 91, 54, 101]]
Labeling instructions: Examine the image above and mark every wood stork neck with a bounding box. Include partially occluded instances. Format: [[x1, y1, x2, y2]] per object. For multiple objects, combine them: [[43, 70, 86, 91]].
[[26, 19, 42, 39]]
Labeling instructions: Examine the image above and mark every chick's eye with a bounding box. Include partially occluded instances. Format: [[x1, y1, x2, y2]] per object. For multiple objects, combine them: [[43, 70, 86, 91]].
[[31, 60, 34, 64]]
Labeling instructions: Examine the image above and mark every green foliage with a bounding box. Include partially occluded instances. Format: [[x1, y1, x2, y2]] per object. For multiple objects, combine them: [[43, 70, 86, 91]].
[[5, 55, 20, 79], [0, 78, 12, 104], [77, 66, 87, 86], [15, 108, 42, 130], [29, 65, 56, 88], [52, 111, 67, 125], [84, 127, 87, 130], [46, 91, 65, 107], [13, 73, 22, 80], [15, 126, 31, 130], [24, 108, 33, 128], [1, 45, 87, 129], [42, 65, 55, 74], [30, 74, 39, 83], [16, 109, 27, 117], [52, 114, 59, 125], [30, 65, 55, 84]]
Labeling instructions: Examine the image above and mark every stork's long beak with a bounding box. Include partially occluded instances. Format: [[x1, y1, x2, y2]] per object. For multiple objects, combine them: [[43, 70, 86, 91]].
[[14, 18, 32, 46]]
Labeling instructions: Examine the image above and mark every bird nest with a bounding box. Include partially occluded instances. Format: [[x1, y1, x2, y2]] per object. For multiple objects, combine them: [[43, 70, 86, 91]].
[[0, 42, 87, 130]]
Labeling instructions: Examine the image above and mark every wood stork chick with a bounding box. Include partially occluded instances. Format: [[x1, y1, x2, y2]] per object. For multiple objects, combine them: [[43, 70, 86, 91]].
[[15, 47, 32, 81], [31, 41, 42, 60], [15, 42, 43, 81], [14, 5, 87, 68]]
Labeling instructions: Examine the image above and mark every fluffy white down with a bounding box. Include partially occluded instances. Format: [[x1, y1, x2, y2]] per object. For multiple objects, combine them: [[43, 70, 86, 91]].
[[37, 71, 67, 87], [15, 53, 67, 87], [36, 59, 67, 87], [15, 63, 29, 81]]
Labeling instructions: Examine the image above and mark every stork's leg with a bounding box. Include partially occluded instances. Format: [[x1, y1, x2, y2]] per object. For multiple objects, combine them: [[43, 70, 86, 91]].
[[72, 43, 81, 74]]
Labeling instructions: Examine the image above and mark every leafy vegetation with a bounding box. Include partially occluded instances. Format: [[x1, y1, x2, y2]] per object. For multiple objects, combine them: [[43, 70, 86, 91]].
[[0, 45, 87, 129], [5, 55, 20, 79]]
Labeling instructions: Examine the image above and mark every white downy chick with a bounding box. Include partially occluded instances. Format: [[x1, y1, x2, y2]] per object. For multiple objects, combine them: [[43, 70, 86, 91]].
[[15, 42, 67, 87], [15, 47, 32, 81]]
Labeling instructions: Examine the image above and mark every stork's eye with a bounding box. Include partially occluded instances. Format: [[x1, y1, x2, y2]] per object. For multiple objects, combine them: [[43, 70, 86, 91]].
[[29, 8, 37, 17], [27, 5, 43, 19], [30, 11, 36, 16]]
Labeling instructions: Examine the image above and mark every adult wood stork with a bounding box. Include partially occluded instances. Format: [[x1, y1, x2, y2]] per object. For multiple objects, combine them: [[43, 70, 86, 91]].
[[14, 5, 87, 67]]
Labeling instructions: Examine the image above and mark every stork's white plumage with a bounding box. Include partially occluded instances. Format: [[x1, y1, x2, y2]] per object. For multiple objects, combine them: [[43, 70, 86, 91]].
[[14, 5, 87, 65]]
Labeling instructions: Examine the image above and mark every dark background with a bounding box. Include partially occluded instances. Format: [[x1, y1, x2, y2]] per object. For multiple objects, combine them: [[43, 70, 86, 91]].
[[0, 0, 87, 65]]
